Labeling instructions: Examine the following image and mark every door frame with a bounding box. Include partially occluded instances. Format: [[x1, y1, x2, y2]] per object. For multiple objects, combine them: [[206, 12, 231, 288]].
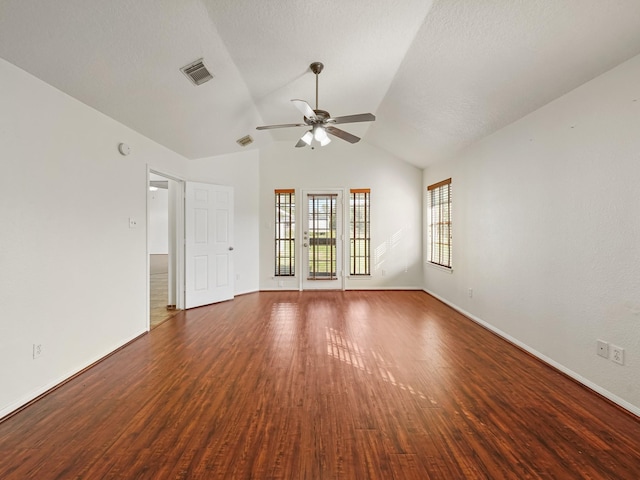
[[147, 168, 185, 330], [300, 188, 346, 291]]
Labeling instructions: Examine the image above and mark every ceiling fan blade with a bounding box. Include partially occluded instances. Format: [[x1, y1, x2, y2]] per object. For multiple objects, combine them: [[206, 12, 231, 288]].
[[291, 99, 317, 120], [325, 126, 360, 144], [328, 113, 375, 124], [256, 123, 306, 130]]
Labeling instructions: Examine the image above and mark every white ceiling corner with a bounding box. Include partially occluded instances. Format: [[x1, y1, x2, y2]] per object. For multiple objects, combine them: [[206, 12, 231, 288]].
[[1, 0, 640, 167]]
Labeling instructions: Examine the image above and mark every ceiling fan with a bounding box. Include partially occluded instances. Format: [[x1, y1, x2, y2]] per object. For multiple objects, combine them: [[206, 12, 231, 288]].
[[256, 62, 376, 148]]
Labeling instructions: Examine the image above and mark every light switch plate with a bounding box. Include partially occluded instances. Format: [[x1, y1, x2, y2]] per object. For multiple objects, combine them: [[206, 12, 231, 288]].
[[597, 340, 609, 358]]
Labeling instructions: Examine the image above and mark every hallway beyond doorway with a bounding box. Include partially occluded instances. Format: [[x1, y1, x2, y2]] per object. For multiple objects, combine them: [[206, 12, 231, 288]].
[[150, 254, 179, 329]]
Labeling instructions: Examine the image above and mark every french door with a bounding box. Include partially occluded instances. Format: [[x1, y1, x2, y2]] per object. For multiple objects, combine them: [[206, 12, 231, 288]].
[[302, 190, 344, 290]]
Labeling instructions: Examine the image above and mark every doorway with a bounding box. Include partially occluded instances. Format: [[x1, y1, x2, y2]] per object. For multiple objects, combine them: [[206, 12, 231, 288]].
[[302, 190, 345, 290], [148, 171, 184, 328]]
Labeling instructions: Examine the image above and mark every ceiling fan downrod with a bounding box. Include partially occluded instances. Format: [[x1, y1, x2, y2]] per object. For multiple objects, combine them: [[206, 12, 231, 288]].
[[310, 62, 324, 110]]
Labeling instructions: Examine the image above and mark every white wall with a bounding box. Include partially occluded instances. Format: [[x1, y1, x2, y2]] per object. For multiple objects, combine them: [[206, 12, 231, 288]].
[[0, 59, 188, 418], [188, 150, 260, 295], [423, 54, 640, 414], [259, 141, 423, 290], [148, 187, 169, 254]]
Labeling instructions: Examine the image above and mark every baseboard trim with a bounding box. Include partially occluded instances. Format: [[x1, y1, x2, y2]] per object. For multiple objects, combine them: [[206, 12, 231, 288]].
[[234, 289, 260, 297], [422, 288, 640, 419], [259, 287, 423, 292]]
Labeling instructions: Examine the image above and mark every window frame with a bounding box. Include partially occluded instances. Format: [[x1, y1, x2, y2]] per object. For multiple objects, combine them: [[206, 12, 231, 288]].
[[426, 178, 452, 269], [349, 188, 371, 276], [274, 189, 295, 276]]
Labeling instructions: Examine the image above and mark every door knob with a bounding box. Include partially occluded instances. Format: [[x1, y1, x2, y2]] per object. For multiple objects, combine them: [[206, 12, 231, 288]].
[[303, 243, 308, 247], [228, 246, 234, 251]]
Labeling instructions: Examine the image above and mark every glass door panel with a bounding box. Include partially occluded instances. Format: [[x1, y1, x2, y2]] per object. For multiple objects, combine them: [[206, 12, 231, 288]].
[[302, 190, 344, 290]]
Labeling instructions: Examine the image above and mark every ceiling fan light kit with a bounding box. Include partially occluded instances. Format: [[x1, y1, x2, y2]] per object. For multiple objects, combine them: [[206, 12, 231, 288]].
[[256, 62, 376, 148], [300, 131, 313, 146]]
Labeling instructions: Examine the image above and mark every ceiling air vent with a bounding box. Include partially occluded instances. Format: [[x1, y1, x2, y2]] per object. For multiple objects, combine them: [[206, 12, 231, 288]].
[[181, 59, 214, 86], [236, 135, 254, 147]]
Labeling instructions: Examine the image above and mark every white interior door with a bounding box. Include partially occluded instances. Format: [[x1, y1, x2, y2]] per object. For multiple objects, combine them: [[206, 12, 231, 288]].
[[302, 190, 344, 290], [185, 182, 234, 308]]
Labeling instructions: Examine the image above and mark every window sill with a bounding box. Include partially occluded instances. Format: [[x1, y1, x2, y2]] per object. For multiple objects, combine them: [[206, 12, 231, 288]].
[[425, 262, 453, 274]]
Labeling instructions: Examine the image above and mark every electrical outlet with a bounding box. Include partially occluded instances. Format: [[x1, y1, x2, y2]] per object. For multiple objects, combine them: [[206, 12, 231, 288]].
[[32, 343, 43, 359], [597, 340, 609, 358], [611, 345, 625, 365], [468, 288, 473, 298]]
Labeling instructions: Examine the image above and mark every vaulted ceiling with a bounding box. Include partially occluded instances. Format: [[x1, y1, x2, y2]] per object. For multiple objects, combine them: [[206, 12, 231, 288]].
[[2, 0, 640, 168]]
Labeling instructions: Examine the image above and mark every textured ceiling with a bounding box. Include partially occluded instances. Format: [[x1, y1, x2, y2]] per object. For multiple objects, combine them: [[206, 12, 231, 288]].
[[2, 0, 640, 168]]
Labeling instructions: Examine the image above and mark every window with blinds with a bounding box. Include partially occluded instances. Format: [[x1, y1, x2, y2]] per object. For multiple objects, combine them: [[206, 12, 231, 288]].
[[349, 189, 370, 275], [275, 189, 295, 276], [427, 179, 452, 268]]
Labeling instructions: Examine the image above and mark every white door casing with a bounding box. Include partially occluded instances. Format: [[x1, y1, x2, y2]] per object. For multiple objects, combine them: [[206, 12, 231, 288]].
[[185, 182, 234, 308], [302, 189, 344, 290]]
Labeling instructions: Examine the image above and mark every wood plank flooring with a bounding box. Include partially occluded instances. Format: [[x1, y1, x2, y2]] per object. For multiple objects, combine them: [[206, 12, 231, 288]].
[[150, 254, 179, 329], [1, 291, 639, 479], [149, 270, 179, 329]]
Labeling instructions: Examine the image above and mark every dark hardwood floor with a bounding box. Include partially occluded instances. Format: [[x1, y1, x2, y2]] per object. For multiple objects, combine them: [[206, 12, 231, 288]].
[[1, 291, 638, 479]]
